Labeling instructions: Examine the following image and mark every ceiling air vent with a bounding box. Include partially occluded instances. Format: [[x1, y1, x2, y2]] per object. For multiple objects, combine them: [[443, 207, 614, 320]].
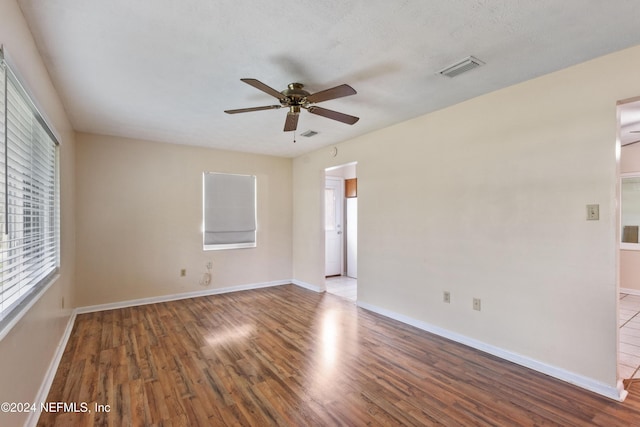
[[300, 130, 318, 137], [439, 56, 485, 78]]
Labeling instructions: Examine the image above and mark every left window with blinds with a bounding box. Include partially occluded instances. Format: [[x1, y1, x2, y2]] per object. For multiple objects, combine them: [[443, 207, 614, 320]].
[[0, 48, 60, 338]]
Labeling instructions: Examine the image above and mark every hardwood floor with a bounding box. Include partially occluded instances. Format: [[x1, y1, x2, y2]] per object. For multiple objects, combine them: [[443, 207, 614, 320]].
[[39, 285, 640, 426]]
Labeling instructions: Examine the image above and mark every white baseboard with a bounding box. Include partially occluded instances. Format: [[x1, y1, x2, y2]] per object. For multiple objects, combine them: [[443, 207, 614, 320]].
[[291, 279, 323, 293], [76, 280, 291, 314], [25, 310, 77, 427], [71, 278, 322, 316], [357, 301, 626, 402], [620, 287, 640, 297]]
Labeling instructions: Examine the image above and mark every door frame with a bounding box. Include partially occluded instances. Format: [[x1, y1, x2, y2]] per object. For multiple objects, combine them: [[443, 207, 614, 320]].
[[616, 95, 640, 395], [324, 162, 358, 280]]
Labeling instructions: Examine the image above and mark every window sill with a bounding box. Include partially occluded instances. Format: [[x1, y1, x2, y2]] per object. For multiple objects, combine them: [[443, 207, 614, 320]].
[[0, 273, 60, 342], [203, 242, 257, 251]]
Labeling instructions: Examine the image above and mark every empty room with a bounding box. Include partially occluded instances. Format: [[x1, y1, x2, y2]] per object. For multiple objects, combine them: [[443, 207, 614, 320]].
[[3, 1, 640, 426]]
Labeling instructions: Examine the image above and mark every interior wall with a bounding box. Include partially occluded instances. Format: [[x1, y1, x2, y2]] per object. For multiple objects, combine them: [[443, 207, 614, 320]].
[[0, 1, 76, 426], [75, 133, 292, 307], [326, 162, 357, 179], [621, 142, 640, 292], [293, 44, 640, 390]]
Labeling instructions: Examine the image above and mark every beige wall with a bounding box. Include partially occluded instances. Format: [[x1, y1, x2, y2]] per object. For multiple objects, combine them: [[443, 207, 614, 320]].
[[620, 250, 640, 291], [75, 133, 292, 307], [621, 142, 640, 291], [293, 45, 640, 389], [0, 1, 76, 426]]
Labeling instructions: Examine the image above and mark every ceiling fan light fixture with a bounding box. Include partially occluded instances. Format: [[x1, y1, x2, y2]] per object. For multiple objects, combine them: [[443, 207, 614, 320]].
[[300, 130, 318, 137], [439, 56, 485, 78]]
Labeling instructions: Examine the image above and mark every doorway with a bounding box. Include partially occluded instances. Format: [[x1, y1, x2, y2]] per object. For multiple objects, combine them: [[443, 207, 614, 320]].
[[617, 96, 640, 389], [325, 163, 357, 301]]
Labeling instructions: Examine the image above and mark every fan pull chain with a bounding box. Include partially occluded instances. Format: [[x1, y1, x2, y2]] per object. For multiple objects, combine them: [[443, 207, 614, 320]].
[[293, 130, 296, 143]]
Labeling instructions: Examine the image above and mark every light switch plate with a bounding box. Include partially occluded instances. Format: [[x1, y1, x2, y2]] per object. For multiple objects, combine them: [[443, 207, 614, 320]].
[[586, 204, 599, 221]]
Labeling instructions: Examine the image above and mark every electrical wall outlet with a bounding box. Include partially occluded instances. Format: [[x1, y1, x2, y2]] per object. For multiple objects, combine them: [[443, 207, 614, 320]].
[[473, 298, 481, 311], [200, 272, 212, 287], [443, 291, 451, 303], [180, 268, 187, 277]]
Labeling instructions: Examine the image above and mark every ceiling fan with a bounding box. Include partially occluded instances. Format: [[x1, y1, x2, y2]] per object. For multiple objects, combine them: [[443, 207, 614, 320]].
[[224, 78, 359, 132]]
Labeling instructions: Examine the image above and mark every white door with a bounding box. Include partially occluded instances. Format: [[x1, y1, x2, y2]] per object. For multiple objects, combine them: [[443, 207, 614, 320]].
[[346, 198, 357, 278], [325, 177, 344, 276]]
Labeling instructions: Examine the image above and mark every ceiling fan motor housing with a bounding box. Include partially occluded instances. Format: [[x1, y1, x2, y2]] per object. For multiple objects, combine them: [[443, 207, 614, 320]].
[[281, 83, 309, 107]]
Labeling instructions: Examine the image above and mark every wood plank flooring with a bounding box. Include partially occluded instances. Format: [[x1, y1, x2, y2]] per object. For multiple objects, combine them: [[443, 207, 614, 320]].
[[38, 285, 640, 426]]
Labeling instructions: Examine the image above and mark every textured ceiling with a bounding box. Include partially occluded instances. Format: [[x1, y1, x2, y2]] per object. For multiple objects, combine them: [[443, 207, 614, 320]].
[[17, 0, 640, 157]]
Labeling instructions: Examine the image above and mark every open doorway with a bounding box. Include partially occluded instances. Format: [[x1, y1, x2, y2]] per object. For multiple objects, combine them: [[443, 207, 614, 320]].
[[617, 96, 640, 390], [325, 163, 357, 301]]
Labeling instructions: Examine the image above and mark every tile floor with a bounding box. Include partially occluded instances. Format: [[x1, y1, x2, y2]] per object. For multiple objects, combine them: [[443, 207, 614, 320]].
[[620, 293, 640, 380], [325, 275, 357, 301]]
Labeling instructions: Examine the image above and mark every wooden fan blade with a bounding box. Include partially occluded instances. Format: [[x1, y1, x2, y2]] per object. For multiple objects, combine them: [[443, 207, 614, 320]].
[[306, 106, 359, 125], [306, 84, 356, 103], [240, 78, 284, 99], [284, 112, 299, 132], [224, 105, 282, 114]]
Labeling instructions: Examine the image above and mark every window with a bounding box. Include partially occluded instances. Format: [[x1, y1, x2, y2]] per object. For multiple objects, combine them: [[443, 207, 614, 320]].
[[0, 48, 59, 336], [203, 172, 256, 250]]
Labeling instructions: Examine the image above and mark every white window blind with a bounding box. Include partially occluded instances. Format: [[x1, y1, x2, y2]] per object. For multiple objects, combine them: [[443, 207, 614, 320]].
[[203, 172, 256, 250], [0, 48, 59, 333]]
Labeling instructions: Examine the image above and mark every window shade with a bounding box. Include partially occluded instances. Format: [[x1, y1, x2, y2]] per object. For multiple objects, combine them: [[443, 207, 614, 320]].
[[203, 172, 256, 250], [0, 49, 59, 329]]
